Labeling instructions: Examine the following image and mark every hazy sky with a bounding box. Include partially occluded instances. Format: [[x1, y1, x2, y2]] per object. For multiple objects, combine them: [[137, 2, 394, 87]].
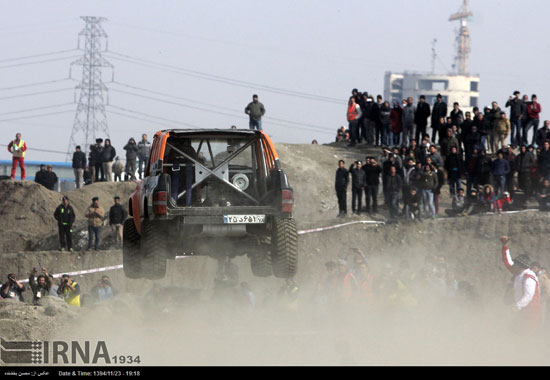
[[1, 0, 549, 162]]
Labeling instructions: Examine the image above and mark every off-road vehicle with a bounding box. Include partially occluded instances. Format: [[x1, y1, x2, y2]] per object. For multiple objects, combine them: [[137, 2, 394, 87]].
[[123, 129, 297, 280]]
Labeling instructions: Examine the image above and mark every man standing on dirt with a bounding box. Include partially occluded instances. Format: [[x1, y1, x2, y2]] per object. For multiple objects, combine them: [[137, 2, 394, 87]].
[[137, 133, 151, 179], [54, 196, 76, 252], [349, 160, 366, 215], [72, 145, 87, 189], [109, 196, 127, 248], [7, 132, 27, 180], [101, 138, 116, 182], [334, 160, 349, 217], [244, 94, 265, 131], [85, 197, 105, 251], [500, 236, 542, 334]]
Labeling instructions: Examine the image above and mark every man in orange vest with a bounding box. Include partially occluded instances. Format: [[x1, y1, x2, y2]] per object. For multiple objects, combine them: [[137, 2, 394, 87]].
[[7, 132, 27, 180], [347, 96, 362, 147]]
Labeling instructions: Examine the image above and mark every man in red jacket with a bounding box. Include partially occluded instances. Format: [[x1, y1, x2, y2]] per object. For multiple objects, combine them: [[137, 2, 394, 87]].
[[7, 132, 27, 180], [523, 94, 541, 146]]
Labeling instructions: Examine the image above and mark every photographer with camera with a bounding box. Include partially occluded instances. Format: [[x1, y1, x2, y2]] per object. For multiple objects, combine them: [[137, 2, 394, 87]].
[[28, 267, 52, 305], [90, 275, 117, 304], [0, 273, 25, 302], [56, 274, 81, 307]]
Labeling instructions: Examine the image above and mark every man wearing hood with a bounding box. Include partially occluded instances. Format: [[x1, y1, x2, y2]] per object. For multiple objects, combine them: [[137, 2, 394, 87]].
[[101, 138, 116, 182], [124, 137, 138, 180]]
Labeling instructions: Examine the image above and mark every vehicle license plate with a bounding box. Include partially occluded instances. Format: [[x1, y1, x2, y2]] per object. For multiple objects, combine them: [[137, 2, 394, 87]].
[[223, 215, 265, 224]]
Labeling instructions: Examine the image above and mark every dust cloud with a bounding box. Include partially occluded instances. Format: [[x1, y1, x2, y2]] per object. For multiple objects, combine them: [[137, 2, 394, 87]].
[[50, 241, 550, 366]]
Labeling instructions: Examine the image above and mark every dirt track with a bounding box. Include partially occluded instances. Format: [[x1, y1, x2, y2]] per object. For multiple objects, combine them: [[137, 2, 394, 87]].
[[1, 142, 550, 365]]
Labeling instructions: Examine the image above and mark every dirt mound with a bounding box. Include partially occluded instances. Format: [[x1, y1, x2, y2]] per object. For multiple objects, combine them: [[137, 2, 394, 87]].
[[0, 181, 137, 252]]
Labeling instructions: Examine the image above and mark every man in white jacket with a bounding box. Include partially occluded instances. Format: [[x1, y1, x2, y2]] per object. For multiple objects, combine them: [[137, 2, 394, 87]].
[[500, 236, 542, 333]]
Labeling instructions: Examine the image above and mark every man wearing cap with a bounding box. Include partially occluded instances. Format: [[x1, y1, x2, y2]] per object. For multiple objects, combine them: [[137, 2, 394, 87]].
[[54, 196, 76, 251], [7, 132, 27, 180], [91, 138, 104, 182], [244, 94, 265, 131], [72, 145, 87, 189], [85, 197, 105, 251], [500, 236, 542, 333]]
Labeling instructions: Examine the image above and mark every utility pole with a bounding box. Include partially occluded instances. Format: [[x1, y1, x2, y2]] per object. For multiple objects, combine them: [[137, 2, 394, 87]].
[[449, 0, 473, 75], [66, 16, 113, 161], [431, 38, 437, 74]]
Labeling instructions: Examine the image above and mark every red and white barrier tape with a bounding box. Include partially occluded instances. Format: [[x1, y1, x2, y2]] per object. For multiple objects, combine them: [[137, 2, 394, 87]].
[[20, 255, 191, 283], [18, 220, 385, 282], [297, 220, 385, 235]]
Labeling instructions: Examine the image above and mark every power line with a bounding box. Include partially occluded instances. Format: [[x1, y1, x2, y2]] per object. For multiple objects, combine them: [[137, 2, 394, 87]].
[[0, 55, 80, 70], [0, 88, 74, 101], [0, 49, 78, 63], [0, 109, 74, 123], [0, 102, 74, 116], [105, 51, 345, 105], [110, 85, 335, 134], [0, 78, 73, 92], [0, 144, 67, 155], [108, 104, 198, 128], [108, 109, 188, 130]]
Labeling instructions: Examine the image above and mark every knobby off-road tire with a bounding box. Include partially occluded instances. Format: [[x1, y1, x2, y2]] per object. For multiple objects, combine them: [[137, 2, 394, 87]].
[[249, 248, 273, 277], [271, 217, 298, 278], [122, 218, 142, 279], [140, 220, 168, 280]]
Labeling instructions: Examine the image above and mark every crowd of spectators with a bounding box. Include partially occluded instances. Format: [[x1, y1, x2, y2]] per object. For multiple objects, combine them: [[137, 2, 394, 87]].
[[0, 267, 117, 308], [335, 89, 550, 220], [79, 133, 151, 186]]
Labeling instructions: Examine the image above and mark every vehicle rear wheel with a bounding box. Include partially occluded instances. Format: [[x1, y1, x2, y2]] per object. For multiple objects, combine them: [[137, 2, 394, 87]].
[[122, 218, 142, 279], [249, 248, 273, 277], [271, 217, 298, 278], [140, 220, 168, 280]]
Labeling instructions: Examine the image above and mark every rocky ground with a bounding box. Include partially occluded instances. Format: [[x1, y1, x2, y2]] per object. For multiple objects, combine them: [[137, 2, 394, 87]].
[[1, 142, 550, 365]]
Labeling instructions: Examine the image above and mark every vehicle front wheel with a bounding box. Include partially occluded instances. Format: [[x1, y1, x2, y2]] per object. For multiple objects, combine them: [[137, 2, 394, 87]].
[[122, 218, 143, 279], [140, 220, 168, 280], [271, 218, 298, 278]]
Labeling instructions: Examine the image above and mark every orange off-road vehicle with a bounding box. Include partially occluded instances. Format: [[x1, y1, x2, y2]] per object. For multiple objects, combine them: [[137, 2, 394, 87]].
[[123, 129, 297, 280]]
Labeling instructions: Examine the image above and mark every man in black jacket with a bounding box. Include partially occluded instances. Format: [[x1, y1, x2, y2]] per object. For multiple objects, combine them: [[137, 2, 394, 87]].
[[109, 196, 127, 248], [505, 91, 526, 148], [334, 160, 349, 217], [34, 164, 48, 187], [444, 146, 464, 197], [124, 138, 138, 180], [385, 166, 403, 220], [431, 94, 447, 144], [349, 161, 366, 214], [101, 138, 116, 182], [72, 145, 87, 189], [414, 95, 431, 144], [515, 145, 535, 197], [43, 165, 58, 191], [363, 157, 382, 214], [91, 138, 104, 182], [54, 196, 76, 251]]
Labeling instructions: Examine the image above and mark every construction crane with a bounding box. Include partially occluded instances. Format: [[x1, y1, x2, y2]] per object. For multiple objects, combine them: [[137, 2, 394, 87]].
[[449, 0, 473, 76]]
